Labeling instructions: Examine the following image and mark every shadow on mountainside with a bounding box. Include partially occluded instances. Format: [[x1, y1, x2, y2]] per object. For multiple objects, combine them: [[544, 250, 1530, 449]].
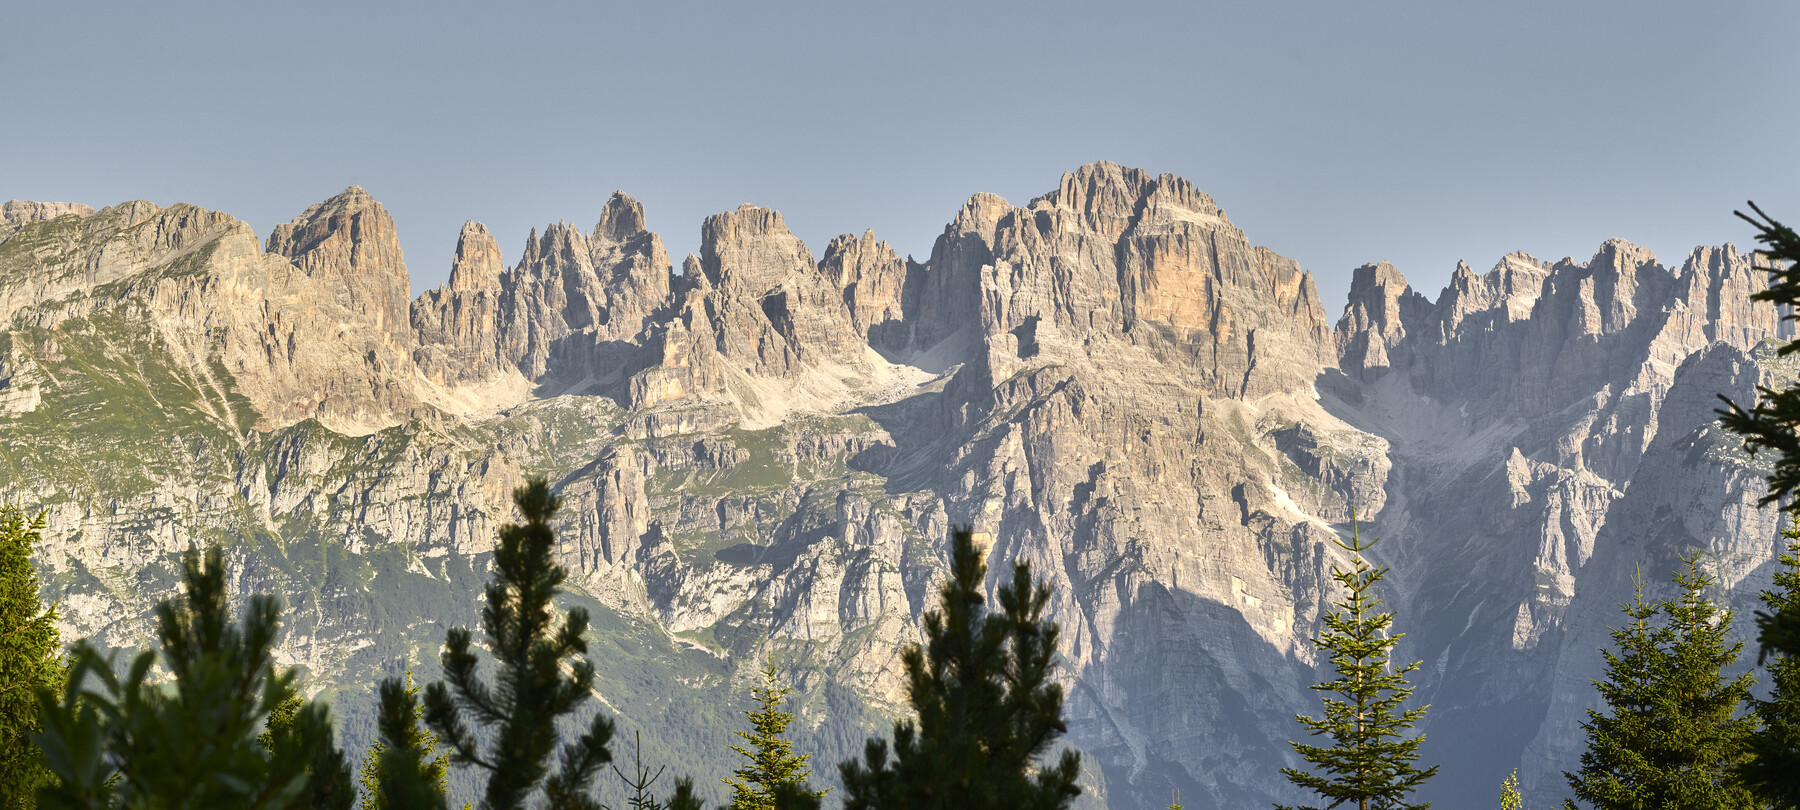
[[1071, 576, 1315, 810]]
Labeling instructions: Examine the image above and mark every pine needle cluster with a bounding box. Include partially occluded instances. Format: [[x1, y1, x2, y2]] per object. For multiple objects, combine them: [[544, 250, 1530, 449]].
[[1741, 513, 1800, 808], [421, 477, 616, 810]]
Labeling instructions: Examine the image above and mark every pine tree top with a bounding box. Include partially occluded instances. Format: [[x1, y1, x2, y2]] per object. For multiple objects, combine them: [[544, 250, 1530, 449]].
[[1280, 514, 1436, 810]]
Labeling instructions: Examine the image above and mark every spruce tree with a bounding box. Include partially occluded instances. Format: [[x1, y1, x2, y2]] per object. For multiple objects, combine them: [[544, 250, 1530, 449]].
[[34, 545, 349, 810], [1278, 516, 1436, 810], [1742, 512, 1800, 808], [1562, 556, 1758, 810], [838, 526, 1081, 810], [359, 673, 450, 810], [0, 505, 60, 809], [421, 477, 615, 810], [724, 660, 823, 810]]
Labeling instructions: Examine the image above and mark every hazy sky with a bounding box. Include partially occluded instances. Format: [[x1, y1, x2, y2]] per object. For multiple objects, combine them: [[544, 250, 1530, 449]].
[[6, 1, 1795, 309]]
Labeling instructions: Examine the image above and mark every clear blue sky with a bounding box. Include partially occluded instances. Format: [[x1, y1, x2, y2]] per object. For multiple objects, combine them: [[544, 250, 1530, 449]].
[[5, 1, 1795, 310]]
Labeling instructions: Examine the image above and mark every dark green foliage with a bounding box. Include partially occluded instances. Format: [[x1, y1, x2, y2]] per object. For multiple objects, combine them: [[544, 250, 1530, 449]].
[[368, 677, 449, 810], [33, 546, 350, 810], [1278, 517, 1436, 810], [1562, 557, 1758, 810], [1742, 513, 1800, 808], [421, 477, 615, 810], [724, 661, 822, 810], [0, 506, 60, 808], [1713, 201, 1800, 804], [664, 777, 706, 810], [838, 526, 1081, 810], [264, 693, 356, 810], [1718, 202, 1800, 507]]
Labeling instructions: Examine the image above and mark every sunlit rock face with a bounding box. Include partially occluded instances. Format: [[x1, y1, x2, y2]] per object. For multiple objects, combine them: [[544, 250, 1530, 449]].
[[0, 164, 1787, 809]]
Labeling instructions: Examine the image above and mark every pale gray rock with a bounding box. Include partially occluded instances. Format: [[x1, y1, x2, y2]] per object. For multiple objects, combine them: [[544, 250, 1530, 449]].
[[267, 187, 417, 352], [818, 229, 911, 352], [2, 163, 1792, 809]]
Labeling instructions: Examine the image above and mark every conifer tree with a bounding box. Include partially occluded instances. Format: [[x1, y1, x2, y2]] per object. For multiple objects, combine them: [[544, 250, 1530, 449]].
[[838, 526, 1081, 810], [724, 660, 823, 810], [1717, 202, 1800, 804], [421, 477, 615, 810], [1278, 515, 1436, 810], [263, 693, 356, 810], [0, 505, 60, 809], [1562, 556, 1757, 810], [1500, 770, 1522, 810], [359, 673, 450, 810], [1718, 203, 1800, 508], [1742, 512, 1800, 808], [34, 546, 349, 810], [1718, 204, 1800, 663]]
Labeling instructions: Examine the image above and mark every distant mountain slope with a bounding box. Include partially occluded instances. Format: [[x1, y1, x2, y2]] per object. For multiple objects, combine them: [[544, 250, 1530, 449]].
[[0, 166, 1784, 808]]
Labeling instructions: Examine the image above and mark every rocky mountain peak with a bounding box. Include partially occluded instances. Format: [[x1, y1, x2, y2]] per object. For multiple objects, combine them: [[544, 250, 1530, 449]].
[[596, 191, 648, 242], [819, 229, 908, 345], [1335, 261, 1431, 378], [699, 204, 813, 290], [2, 200, 95, 223], [447, 221, 504, 292], [951, 192, 1010, 240], [266, 187, 415, 342], [1037, 162, 1227, 240]]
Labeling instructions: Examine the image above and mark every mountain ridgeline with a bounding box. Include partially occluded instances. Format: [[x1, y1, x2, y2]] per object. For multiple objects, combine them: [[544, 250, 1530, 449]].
[[0, 163, 1788, 808]]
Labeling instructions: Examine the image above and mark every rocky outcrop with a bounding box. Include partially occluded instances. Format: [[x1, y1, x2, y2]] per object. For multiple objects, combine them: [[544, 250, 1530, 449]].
[[623, 204, 898, 427], [1335, 261, 1430, 378], [411, 192, 675, 399], [819, 230, 911, 352], [696, 204, 867, 376], [266, 187, 416, 352], [411, 221, 512, 387], [2, 199, 94, 224], [913, 162, 1333, 403], [496, 192, 673, 385], [0, 199, 94, 245]]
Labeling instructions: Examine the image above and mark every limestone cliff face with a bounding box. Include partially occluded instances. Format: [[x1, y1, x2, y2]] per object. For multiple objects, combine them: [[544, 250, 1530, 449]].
[[411, 222, 510, 387], [818, 230, 910, 351], [1330, 237, 1790, 805], [904, 162, 1333, 399], [0, 163, 1790, 809], [623, 203, 902, 430], [267, 187, 416, 351], [1335, 261, 1431, 377], [412, 191, 675, 395], [2, 199, 95, 227]]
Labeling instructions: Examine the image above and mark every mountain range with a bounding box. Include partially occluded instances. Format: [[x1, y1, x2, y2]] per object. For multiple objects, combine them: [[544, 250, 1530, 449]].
[[0, 163, 1788, 808]]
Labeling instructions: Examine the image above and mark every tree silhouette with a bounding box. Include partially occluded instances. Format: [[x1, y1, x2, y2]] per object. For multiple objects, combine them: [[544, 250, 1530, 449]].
[[34, 546, 349, 810], [839, 527, 1080, 810], [0, 506, 61, 808], [725, 660, 823, 810], [422, 477, 614, 810]]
